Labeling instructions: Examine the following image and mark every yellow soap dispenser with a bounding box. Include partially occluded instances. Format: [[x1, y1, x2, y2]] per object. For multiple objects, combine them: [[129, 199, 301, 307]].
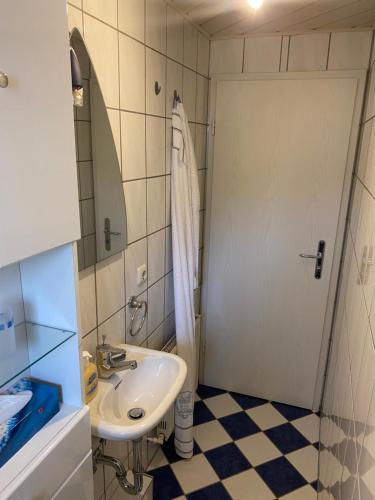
[[82, 350, 98, 403]]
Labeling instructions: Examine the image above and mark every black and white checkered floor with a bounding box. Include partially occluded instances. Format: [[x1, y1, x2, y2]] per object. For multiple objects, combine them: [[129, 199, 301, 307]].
[[148, 384, 319, 499]]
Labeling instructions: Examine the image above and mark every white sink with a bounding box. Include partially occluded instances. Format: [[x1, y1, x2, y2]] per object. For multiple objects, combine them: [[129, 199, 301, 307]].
[[88, 344, 187, 441]]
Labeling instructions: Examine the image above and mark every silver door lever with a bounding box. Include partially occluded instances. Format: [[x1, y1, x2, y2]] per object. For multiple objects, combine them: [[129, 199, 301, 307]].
[[299, 252, 323, 259]]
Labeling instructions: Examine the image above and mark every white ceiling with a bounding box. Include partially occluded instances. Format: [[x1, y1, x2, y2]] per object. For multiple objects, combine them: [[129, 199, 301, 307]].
[[169, 0, 375, 38]]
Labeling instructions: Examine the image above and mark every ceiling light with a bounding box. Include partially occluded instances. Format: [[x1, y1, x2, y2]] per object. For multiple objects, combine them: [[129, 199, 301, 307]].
[[248, 0, 263, 9]]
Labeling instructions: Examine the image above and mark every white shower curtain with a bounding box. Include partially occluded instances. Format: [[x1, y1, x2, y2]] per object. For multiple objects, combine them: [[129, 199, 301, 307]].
[[171, 102, 200, 459]]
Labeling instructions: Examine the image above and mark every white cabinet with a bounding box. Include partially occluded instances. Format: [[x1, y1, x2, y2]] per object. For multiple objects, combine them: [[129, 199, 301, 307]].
[[0, 0, 80, 268], [53, 452, 94, 500], [0, 406, 93, 500]]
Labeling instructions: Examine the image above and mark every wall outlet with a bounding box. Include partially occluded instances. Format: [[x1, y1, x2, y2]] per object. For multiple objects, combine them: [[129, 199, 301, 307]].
[[137, 264, 147, 285]]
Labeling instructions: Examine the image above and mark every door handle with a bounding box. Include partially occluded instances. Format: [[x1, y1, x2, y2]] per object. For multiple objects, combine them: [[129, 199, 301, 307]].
[[299, 240, 325, 279], [299, 252, 322, 259]]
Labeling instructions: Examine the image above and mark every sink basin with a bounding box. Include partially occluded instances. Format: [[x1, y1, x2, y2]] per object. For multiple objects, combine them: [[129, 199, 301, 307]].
[[88, 344, 187, 441]]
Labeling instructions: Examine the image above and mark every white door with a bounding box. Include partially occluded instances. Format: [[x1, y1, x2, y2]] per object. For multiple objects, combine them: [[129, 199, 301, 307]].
[[204, 74, 362, 409]]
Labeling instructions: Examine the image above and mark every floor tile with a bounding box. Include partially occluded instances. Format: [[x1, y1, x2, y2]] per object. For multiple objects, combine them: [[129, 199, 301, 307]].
[[205, 442, 251, 480], [171, 454, 219, 494], [286, 445, 318, 483], [204, 393, 242, 418], [291, 413, 320, 443], [223, 469, 275, 499], [265, 423, 310, 454], [162, 433, 201, 463], [186, 482, 232, 499], [149, 465, 184, 500], [271, 402, 312, 421], [196, 384, 226, 400], [194, 420, 232, 451], [236, 432, 282, 467], [229, 391, 268, 410], [147, 448, 169, 470], [256, 456, 307, 497], [219, 411, 261, 440], [247, 403, 288, 430], [194, 400, 216, 425], [279, 484, 317, 499]]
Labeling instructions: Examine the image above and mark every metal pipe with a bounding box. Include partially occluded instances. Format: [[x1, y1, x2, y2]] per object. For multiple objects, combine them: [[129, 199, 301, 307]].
[[93, 439, 144, 496]]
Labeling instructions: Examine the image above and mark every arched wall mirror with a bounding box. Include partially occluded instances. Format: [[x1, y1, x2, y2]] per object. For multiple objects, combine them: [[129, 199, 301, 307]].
[[70, 28, 127, 271]]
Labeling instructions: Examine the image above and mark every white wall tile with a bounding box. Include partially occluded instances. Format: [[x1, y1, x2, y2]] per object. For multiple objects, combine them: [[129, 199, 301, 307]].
[[0, 263, 24, 325], [81, 328, 98, 356], [119, 34, 145, 112], [148, 229, 166, 286], [183, 67, 197, 122], [98, 308, 125, 346], [210, 39, 244, 75], [118, 0, 144, 42], [76, 121, 92, 161], [96, 253, 125, 323], [146, 116, 166, 177], [123, 179, 147, 242], [244, 36, 282, 73], [197, 33, 210, 77], [147, 322, 165, 350], [83, 0, 117, 28], [147, 177, 166, 233], [167, 5, 183, 63], [184, 21, 198, 71], [84, 15, 119, 108], [145, 0, 166, 54], [165, 225, 173, 273], [328, 31, 372, 70], [288, 33, 329, 72], [195, 124, 207, 170], [125, 238, 148, 298], [164, 271, 174, 316], [148, 278, 165, 334], [121, 112, 146, 181], [126, 290, 147, 345], [196, 75, 208, 124], [165, 120, 173, 177], [198, 170, 206, 210], [146, 48, 166, 116], [78, 266, 97, 335], [67, 4, 83, 33], [107, 108, 122, 169], [166, 175, 171, 226], [69, 0, 82, 8], [166, 60, 183, 117], [81, 198, 95, 235]]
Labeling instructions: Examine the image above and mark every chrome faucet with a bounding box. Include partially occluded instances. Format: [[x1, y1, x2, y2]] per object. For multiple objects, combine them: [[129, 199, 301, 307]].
[[96, 335, 137, 379]]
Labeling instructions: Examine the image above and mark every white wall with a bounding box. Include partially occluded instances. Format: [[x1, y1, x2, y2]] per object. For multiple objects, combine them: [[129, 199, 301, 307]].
[[67, 1, 210, 498], [319, 39, 375, 498]]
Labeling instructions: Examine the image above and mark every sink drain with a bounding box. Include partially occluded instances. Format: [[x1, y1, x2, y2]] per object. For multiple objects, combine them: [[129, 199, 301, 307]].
[[128, 408, 145, 420]]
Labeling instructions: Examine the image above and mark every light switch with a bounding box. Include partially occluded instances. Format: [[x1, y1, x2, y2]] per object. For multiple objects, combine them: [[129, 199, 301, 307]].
[[137, 264, 147, 285]]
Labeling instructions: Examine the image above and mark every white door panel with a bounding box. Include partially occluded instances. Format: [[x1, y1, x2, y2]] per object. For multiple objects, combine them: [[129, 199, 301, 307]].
[[204, 75, 360, 408]]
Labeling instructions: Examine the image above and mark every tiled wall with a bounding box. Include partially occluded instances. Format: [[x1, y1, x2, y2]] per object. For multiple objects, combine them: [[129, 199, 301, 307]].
[[318, 40, 375, 498], [67, 1, 209, 499], [209, 31, 372, 75]]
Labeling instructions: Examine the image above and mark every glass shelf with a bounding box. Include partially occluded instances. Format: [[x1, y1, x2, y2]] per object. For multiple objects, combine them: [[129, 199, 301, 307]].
[[0, 322, 76, 389]]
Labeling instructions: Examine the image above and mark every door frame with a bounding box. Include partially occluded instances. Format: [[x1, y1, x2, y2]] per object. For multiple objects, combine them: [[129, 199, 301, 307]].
[[200, 70, 366, 411]]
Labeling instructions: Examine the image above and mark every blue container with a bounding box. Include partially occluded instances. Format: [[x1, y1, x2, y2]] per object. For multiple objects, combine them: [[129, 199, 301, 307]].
[[0, 378, 61, 467]]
